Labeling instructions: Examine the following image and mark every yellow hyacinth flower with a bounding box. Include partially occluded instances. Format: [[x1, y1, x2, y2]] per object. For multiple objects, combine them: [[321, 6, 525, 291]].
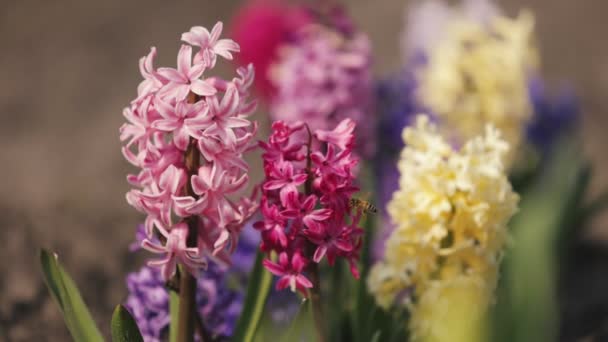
[[367, 115, 519, 341], [419, 11, 538, 167]]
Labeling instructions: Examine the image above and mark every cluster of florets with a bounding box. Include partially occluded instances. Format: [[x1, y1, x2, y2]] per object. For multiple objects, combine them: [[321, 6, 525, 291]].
[[418, 11, 537, 167], [255, 119, 363, 294], [120, 22, 258, 281], [368, 115, 519, 313], [267, 18, 375, 156]]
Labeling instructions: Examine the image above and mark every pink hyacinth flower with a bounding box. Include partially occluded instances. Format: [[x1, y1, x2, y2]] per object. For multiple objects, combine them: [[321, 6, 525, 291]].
[[203, 84, 251, 147], [142, 222, 207, 280], [153, 99, 210, 150], [157, 45, 217, 101], [182, 22, 240, 67]]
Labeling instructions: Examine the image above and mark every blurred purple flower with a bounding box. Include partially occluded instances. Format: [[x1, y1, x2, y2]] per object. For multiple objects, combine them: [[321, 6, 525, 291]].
[[372, 59, 426, 260], [125, 221, 260, 340], [526, 77, 579, 153]]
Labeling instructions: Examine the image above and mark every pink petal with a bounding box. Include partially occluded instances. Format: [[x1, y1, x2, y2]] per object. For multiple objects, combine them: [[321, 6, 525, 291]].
[[221, 85, 240, 115], [213, 39, 240, 60], [177, 45, 192, 74], [213, 229, 230, 250], [173, 126, 190, 150], [161, 257, 177, 280], [187, 62, 205, 80], [141, 239, 165, 254], [191, 79, 217, 96], [210, 22, 223, 44], [153, 119, 179, 131], [157, 68, 185, 83], [226, 117, 251, 128]]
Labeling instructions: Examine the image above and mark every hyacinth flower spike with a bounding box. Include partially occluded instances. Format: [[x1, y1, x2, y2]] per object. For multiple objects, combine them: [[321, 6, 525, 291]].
[[256, 118, 363, 341], [120, 21, 258, 342]]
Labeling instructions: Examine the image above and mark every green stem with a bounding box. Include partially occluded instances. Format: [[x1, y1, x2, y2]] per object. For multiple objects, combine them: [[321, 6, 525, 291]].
[[308, 262, 326, 342], [177, 268, 196, 342]]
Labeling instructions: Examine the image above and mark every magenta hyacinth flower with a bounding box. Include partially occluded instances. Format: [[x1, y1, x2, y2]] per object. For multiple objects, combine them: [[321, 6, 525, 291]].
[[263, 251, 313, 293], [120, 22, 258, 281], [255, 119, 363, 295]]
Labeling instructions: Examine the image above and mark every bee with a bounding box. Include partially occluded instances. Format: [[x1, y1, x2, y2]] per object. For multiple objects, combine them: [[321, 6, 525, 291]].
[[349, 197, 378, 215]]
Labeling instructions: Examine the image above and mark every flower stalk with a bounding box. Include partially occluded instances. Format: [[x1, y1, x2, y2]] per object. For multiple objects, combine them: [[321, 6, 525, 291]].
[[177, 115, 202, 342], [307, 262, 326, 342]]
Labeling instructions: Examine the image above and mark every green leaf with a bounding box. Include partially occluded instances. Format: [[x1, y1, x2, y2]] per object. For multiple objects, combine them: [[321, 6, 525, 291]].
[[352, 220, 373, 342], [352, 215, 407, 342], [40, 249, 104, 342], [492, 139, 585, 342], [279, 298, 312, 342], [111, 305, 143, 342], [169, 290, 179, 342], [231, 250, 273, 342]]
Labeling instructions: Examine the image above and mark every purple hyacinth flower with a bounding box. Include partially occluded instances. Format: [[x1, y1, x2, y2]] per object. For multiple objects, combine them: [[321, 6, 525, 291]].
[[526, 76, 579, 154], [125, 220, 260, 340]]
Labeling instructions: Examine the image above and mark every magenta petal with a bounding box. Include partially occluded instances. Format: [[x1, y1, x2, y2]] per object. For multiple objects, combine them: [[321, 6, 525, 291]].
[[334, 239, 353, 252], [263, 259, 285, 276], [309, 208, 332, 220], [313, 245, 327, 263], [292, 174, 308, 184], [276, 276, 291, 291], [291, 252, 307, 272], [263, 180, 286, 190], [278, 230, 288, 247], [296, 274, 313, 289]]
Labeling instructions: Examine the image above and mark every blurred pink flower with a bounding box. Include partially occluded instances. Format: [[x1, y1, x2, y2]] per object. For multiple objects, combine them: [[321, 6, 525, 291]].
[[230, 0, 312, 97], [268, 22, 375, 156]]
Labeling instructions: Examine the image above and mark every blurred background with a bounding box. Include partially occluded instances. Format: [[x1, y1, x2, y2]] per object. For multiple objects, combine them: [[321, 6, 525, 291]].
[[1, 0, 607, 340]]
